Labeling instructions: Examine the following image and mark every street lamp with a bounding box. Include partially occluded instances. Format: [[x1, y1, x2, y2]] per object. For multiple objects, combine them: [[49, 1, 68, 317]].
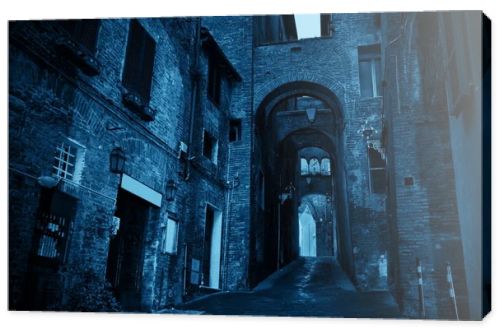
[[279, 182, 296, 204], [109, 147, 126, 174], [37, 175, 60, 189]]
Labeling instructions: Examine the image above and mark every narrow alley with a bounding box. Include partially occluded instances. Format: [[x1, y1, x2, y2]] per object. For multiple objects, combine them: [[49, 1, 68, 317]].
[[180, 257, 401, 318]]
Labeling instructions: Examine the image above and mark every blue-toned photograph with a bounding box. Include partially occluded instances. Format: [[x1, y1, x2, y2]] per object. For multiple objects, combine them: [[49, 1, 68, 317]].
[[8, 11, 490, 320]]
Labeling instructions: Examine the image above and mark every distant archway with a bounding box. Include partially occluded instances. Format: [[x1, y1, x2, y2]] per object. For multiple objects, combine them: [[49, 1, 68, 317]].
[[298, 202, 317, 257], [250, 81, 353, 287]]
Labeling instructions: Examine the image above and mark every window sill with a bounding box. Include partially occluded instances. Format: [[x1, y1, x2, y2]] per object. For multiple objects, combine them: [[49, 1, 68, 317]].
[[54, 36, 100, 76], [201, 155, 218, 168], [207, 95, 221, 110], [359, 95, 383, 102], [57, 179, 81, 199], [161, 251, 177, 257], [121, 87, 156, 121]]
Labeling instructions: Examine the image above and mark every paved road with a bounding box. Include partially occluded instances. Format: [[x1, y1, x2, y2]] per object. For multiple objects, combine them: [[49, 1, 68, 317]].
[[179, 257, 402, 318]]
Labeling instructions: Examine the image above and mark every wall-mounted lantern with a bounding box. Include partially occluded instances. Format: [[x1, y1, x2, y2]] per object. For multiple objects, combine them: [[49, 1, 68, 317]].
[[109, 147, 126, 174], [362, 127, 374, 139], [359, 121, 376, 141], [279, 182, 296, 204], [166, 179, 178, 201]]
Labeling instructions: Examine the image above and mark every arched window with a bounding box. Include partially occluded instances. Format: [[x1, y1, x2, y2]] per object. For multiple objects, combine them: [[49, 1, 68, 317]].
[[309, 158, 320, 175], [300, 158, 309, 175], [321, 158, 331, 175]]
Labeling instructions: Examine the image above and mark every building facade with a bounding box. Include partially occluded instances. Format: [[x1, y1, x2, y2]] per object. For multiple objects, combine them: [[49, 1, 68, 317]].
[[8, 12, 489, 319]]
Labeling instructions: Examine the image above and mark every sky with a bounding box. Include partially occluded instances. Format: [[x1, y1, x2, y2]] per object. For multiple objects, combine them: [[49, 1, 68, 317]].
[[294, 14, 321, 39]]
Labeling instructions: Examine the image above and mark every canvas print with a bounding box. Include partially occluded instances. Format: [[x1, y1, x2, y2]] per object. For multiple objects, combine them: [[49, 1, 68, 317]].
[[8, 11, 491, 320]]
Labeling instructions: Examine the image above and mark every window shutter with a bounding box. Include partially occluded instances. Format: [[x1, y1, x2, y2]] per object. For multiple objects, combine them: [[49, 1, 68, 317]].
[[59, 19, 100, 54], [141, 30, 156, 100], [79, 20, 100, 53], [123, 20, 156, 102], [123, 20, 142, 95]]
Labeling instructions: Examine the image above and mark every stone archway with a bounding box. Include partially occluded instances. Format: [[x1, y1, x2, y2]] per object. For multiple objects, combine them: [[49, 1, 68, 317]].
[[250, 81, 354, 287]]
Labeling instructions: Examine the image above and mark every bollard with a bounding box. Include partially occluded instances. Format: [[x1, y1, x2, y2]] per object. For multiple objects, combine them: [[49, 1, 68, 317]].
[[416, 257, 426, 318], [446, 262, 459, 320]]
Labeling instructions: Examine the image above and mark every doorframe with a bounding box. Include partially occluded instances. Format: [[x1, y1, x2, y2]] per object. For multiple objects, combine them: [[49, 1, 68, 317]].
[[202, 202, 223, 290], [105, 188, 151, 311]]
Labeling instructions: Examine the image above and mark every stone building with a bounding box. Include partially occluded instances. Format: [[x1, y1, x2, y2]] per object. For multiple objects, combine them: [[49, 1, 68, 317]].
[[8, 12, 490, 319]]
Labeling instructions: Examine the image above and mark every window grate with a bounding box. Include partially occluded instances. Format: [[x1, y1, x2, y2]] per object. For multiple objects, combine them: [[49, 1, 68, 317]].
[[36, 213, 68, 259]]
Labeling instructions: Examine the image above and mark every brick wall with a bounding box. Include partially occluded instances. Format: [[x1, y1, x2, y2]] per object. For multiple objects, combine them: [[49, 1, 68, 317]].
[[252, 13, 388, 290], [382, 12, 469, 319], [9, 12, 478, 318]]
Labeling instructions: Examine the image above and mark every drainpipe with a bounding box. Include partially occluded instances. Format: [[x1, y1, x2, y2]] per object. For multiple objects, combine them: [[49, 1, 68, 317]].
[[382, 12, 407, 306], [222, 145, 232, 290], [277, 174, 282, 270], [185, 17, 202, 181]]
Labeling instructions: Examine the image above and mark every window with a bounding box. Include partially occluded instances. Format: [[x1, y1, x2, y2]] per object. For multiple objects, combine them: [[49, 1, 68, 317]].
[[229, 119, 242, 142], [320, 14, 333, 37], [52, 142, 77, 180], [300, 158, 309, 176], [190, 258, 201, 285], [358, 44, 382, 98], [51, 139, 85, 184], [208, 53, 222, 106], [258, 171, 265, 210], [320, 158, 331, 176], [300, 157, 331, 176], [59, 19, 100, 54], [122, 19, 156, 103], [203, 130, 218, 164], [404, 177, 414, 186], [368, 142, 386, 193], [34, 189, 77, 264], [309, 158, 321, 175], [161, 217, 179, 254]]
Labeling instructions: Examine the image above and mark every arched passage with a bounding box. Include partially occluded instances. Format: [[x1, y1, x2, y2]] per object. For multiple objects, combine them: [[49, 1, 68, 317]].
[[250, 81, 354, 287]]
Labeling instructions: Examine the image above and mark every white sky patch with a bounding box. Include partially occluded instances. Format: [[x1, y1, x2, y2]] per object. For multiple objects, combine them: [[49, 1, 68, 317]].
[[294, 14, 321, 39]]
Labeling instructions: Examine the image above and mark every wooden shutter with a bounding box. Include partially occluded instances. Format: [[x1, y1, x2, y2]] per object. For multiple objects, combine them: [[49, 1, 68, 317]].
[[78, 20, 100, 53], [59, 19, 100, 53], [123, 19, 156, 102]]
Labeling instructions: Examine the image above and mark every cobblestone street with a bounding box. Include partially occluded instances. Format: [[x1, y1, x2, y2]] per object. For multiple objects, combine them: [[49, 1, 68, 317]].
[[180, 257, 402, 318]]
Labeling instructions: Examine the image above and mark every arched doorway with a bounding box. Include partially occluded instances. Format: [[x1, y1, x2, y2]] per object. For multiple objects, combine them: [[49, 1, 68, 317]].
[[298, 202, 317, 257], [299, 193, 337, 258], [250, 81, 353, 286]]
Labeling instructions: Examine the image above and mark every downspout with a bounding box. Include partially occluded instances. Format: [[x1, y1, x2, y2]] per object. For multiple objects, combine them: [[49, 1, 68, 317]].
[[185, 17, 202, 181], [182, 17, 201, 299], [248, 16, 256, 288], [222, 145, 232, 290], [382, 12, 407, 308]]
